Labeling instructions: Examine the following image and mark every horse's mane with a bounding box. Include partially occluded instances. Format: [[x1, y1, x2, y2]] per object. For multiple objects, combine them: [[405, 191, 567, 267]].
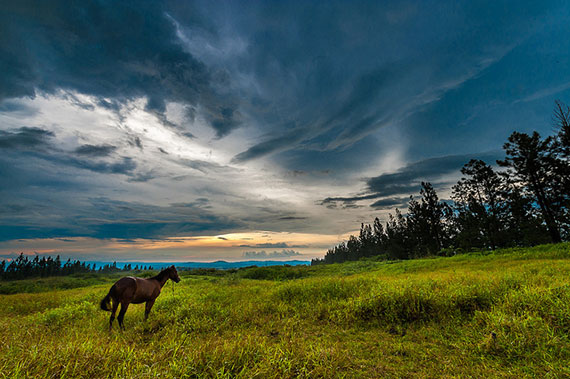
[[152, 267, 172, 281]]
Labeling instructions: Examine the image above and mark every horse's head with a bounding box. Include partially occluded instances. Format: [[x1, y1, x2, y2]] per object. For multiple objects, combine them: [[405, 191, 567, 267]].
[[169, 265, 181, 283]]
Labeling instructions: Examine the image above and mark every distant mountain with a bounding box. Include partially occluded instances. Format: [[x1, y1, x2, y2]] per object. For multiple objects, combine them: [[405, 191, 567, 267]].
[[84, 260, 310, 270]]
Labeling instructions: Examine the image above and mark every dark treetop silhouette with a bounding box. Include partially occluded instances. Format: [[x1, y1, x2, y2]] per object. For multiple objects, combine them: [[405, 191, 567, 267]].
[[100, 265, 181, 330]]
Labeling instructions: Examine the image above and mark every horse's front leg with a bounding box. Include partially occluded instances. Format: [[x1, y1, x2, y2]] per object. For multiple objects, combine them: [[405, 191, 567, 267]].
[[144, 299, 156, 321]]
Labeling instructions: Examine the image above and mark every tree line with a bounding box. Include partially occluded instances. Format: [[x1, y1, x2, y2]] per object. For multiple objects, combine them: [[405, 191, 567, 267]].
[[312, 101, 570, 265], [0, 253, 154, 280]]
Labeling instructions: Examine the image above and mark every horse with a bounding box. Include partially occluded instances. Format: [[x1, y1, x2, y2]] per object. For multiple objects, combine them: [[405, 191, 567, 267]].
[[99, 265, 181, 330]]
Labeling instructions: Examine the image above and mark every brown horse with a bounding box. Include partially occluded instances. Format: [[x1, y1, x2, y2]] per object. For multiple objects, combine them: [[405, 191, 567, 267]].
[[100, 265, 181, 330]]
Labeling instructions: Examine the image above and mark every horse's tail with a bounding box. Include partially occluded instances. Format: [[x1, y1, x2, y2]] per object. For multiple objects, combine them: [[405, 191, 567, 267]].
[[100, 290, 113, 311]]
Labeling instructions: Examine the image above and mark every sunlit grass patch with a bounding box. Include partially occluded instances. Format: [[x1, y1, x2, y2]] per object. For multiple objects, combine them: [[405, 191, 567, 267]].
[[1, 243, 570, 377]]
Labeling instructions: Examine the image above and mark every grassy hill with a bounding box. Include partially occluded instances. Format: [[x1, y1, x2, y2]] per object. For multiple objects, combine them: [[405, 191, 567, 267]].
[[1, 243, 569, 378]]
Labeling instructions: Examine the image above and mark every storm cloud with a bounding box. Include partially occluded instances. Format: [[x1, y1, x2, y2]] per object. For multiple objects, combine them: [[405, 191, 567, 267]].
[[1, 1, 570, 258], [0, 127, 54, 149], [0, 197, 242, 242], [0, 127, 138, 177], [75, 144, 117, 157], [321, 152, 504, 209], [0, 0, 240, 137]]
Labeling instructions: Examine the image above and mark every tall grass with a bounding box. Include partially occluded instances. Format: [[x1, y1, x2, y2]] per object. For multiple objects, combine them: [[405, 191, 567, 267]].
[[0, 243, 569, 377]]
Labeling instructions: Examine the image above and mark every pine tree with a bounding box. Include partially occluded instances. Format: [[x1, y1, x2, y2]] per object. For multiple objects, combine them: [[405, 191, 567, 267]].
[[406, 182, 449, 256], [498, 132, 564, 243], [452, 160, 506, 249]]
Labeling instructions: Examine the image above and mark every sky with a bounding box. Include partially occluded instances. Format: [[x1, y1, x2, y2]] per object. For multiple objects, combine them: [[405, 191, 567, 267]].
[[1, 0, 569, 262]]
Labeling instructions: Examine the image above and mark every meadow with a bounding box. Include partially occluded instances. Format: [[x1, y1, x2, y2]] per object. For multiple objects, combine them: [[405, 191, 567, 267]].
[[1, 243, 569, 378]]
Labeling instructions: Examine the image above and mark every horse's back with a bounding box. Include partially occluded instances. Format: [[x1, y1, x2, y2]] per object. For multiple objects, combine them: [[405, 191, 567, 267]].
[[109, 276, 159, 304], [132, 277, 160, 303], [114, 276, 137, 289], [111, 276, 137, 301]]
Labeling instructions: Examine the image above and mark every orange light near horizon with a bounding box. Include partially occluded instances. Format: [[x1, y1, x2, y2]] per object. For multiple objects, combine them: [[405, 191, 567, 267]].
[[104, 231, 356, 250], [0, 231, 357, 256]]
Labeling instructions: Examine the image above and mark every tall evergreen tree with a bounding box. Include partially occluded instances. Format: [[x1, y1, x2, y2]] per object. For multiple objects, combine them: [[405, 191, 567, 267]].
[[384, 209, 410, 260], [407, 182, 449, 256], [452, 160, 505, 249], [358, 223, 375, 258], [372, 217, 386, 252], [498, 131, 564, 243]]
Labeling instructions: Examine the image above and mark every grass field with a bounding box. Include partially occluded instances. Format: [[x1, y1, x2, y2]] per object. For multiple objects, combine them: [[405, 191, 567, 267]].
[[1, 243, 570, 378]]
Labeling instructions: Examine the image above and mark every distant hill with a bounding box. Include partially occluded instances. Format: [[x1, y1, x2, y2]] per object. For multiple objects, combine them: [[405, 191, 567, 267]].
[[84, 260, 310, 270]]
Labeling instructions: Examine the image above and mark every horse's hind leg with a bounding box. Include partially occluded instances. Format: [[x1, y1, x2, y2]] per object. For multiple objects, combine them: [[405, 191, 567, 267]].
[[118, 302, 129, 330], [144, 299, 156, 321], [109, 300, 119, 331]]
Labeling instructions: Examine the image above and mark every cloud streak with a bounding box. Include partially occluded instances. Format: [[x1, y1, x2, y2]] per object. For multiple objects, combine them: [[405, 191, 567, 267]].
[[0, 127, 54, 149], [75, 144, 117, 157], [321, 152, 504, 210], [242, 249, 302, 259]]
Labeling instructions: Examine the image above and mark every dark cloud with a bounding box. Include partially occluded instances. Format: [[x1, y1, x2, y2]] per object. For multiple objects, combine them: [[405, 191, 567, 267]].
[[59, 153, 136, 176], [0, 100, 37, 115], [321, 152, 504, 209], [276, 137, 381, 178], [0, 204, 28, 214], [370, 197, 410, 209], [175, 158, 230, 174], [61, 92, 95, 111], [231, 132, 302, 163], [85, 198, 242, 240], [55, 156, 137, 176], [128, 136, 143, 150], [366, 153, 502, 197], [321, 193, 384, 205], [0, 0, 240, 137], [0, 197, 242, 241], [341, 202, 364, 209], [0, 127, 54, 149], [320, 198, 366, 210], [221, 0, 559, 165], [127, 171, 156, 183], [0, 127, 137, 181], [239, 242, 291, 249], [239, 242, 309, 249], [208, 107, 242, 139], [1, 0, 564, 162], [75, 144, 116, 157], [96, 99, 122, 113], [0, 153, 88, 193]]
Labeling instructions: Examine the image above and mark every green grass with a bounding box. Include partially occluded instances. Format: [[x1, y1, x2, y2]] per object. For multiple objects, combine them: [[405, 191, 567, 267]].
[[0, 273, 111, 295], [1, 243, 570, 378]]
